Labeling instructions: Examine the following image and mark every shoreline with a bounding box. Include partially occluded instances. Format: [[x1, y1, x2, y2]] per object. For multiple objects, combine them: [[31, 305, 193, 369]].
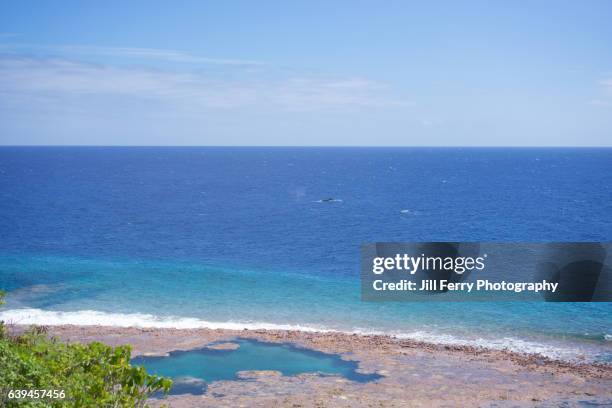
[[12, 324, 612, 407], [2, 307, 607, 362]]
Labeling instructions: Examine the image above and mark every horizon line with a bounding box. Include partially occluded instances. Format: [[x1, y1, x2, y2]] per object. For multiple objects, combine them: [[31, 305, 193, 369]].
[[0, 145, 611, 149]]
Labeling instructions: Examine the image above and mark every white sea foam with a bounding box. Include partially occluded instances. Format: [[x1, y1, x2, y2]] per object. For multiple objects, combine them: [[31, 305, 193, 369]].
[[0, 308, 598, 362], [391, 331, 587, 361], [0, 308, 334, 332]]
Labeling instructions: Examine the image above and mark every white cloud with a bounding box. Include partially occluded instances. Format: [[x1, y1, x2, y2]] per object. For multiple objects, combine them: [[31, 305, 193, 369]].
[[588, 79, 612, 108], [0, 43, 264, 66], [0, 47, 413, 145], [0, 33, 19, 40], [0, 56, 407, 112], [588, 99, 612, 108]]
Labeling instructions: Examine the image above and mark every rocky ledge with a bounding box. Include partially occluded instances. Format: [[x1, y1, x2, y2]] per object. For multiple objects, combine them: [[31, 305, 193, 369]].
[[16, 325, 612, 407]]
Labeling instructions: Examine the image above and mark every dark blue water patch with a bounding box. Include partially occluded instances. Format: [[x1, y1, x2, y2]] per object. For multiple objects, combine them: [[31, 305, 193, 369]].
[[131, 338, 382, 395]]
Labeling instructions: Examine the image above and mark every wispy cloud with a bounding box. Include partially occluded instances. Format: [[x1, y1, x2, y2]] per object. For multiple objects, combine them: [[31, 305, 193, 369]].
[[588, 79, 612, 108], [0, 33, 19, 40], [588, 99, 612, 108], [0, 44, 411, 144], [0, 56, 407, 112], [0, 43, 264, 67]]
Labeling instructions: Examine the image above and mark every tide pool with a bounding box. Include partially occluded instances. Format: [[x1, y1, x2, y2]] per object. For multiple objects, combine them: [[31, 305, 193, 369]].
[[131, 339, 381, 395]]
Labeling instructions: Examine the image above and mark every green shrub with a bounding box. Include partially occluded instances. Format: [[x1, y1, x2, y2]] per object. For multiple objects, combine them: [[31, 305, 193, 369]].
[[0, 290, 172, 407]]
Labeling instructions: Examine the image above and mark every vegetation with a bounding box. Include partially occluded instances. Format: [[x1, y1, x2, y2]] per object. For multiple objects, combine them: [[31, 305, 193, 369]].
[[0, 290, 172, 407]]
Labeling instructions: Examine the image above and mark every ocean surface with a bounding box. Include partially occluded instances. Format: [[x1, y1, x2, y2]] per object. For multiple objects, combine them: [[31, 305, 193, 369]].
[[0, 147, 611, 362]]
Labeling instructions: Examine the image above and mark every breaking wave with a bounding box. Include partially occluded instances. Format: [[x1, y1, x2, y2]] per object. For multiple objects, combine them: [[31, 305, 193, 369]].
[[0, 308, 602, 363]]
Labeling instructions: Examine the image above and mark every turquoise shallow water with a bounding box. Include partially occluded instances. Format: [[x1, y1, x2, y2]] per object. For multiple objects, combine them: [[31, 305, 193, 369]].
[[1, 253, 610, 362], [131, 339, 382, 395], [0, 147, 611, 362]]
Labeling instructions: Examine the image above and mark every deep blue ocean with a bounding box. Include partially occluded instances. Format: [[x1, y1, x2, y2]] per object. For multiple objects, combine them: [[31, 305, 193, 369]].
[[0, 147, 610, 361]]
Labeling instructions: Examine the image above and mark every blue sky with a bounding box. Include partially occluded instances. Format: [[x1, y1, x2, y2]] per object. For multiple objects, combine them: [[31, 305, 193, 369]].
[[1, 1, 611, 146]]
